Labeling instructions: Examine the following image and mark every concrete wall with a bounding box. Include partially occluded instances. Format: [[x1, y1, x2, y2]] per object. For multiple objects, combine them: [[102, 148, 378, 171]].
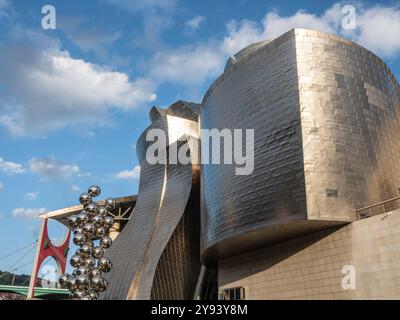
[[219, 209, 400, 299]]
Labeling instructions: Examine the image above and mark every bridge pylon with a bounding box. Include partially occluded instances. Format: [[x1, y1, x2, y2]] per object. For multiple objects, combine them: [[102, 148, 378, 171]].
[[27, 217, 70, 299]]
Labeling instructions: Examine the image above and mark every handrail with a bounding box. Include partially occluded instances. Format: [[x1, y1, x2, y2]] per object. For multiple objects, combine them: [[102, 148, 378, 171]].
[[356, 196, 400, 219]]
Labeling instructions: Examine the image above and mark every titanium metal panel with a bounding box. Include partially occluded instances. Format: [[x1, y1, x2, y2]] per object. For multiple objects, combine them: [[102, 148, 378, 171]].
[[102, 101, 201, 300], [201, 29, 400, 263]]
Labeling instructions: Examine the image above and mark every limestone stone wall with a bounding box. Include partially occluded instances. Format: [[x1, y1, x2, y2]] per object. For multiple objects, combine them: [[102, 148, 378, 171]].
[[219, 209, 400, 299]]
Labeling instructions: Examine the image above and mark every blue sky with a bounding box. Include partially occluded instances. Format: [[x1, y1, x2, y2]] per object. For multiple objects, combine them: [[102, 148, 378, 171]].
[[0, 0, 399, 276]]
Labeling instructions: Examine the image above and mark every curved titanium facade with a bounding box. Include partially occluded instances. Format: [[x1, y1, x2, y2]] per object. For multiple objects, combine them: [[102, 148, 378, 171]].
[[102, 101, 201, 299], [201, 29, 400, 263]]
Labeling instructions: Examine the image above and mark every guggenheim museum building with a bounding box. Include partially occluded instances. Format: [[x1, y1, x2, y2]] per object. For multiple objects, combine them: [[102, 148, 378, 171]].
[[43, 29, 400, 300]]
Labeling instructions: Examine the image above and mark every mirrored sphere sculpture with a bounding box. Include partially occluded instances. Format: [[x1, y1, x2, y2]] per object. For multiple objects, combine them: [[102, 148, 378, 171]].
[[58, 185, 116, 300]]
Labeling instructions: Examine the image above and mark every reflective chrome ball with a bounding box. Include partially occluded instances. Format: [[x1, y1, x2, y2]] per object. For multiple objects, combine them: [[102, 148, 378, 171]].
[[76, 211, 89, 225], [91, 215, 104, 227], [75, 266, 89, 277], [66, 276, 77, 291], [100, 278, 108, 292], [105, 198, 116, 210], [75, 275, 89, 290], [90, 267, 101, 278], [100, 236, 112, 249], [88, 290, 99, 300], [72, 290, 86, 300], [79, 193, 92, 206], [84, 240, 94, 250], [73, 227, 83, 235], [98, 257, 112, 273], [90, 276, 103, 291], [97, 206, 108, 217], [88, 185, 101, 197], [83, 222, 95, 236], [78, 244, 92, 258], [92, 246, 104, 259], [86, 203, 98, 216], [68, 215, 78, 228], [70, 254, 82, 268], [95, 226, 107, 238], [103, 216, 114, 228], [58, 273, 70, 288], [83, 256, 95, 268], [73, 232, 86, 246]]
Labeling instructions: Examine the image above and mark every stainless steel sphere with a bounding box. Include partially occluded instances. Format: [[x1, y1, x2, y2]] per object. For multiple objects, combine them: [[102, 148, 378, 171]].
[[98, 257, 112, 273], [84, 240, 94, 250], [70, 254, 82, 268], [73, 227, 83, 235], [105, 198, 116, 210], [90, 276, 103, 291], [96, 206, 108, 217], [92, 277, 108, 293], [103, 216, 114, 228], [76, 211, 89, 225], [100, 236, 112, 249], [91, 215, 104, 227], [99, 278, 108, 292], [78, 244, 92, 258], [82, 222, 95, 236], [72, 290, 86, 300], [75, 275, 89, 290], [73, 232, 87, 246], [68, 215, 78, 228], [92, 246, 104, 259], [83, 256, 95, 268], [86, 203, 98, 216], [79, 193, 92, 206], [66, 276, 77, 291], [88, 185, 101, 197], [90, 267, 101, 278], [75, 266, 90, 277], [95, 226, 107, 238], [88, 290, 99, 300], [58, 273, 70, 288]]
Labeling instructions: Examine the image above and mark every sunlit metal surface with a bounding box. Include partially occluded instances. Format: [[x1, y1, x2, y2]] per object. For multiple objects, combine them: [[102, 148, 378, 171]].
[[201, 28, 400, 264], [102, 100, 201, 300]]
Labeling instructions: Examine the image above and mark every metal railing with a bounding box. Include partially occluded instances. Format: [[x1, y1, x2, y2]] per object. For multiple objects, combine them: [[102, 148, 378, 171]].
[[356, 196, 400, 220]]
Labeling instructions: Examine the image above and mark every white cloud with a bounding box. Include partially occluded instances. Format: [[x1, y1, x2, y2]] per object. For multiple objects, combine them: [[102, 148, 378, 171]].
[[0, 181, 3, 191], [24, 192, 38, 201], [185, 16, 205, 30], [0, 156, 26, 174], [12, 207, 46, 219], [221, 3, 400, 58], [70, 184, 82, 192], [28, 157, 82, 181], [0, 31, 156, 136], [115, 165, 141, 180], [149, 43, 224, 86], [353, 5, 400, 56], [2, 3, 399, 137]]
